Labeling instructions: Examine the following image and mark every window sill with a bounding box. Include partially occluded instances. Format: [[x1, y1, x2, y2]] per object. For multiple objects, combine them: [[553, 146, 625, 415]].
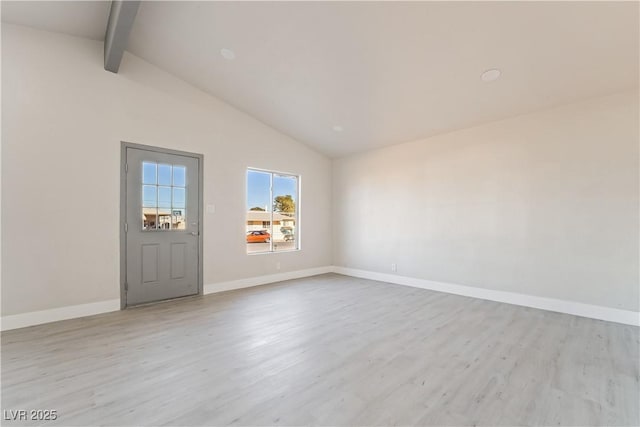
[[247, 248, 301, 256]]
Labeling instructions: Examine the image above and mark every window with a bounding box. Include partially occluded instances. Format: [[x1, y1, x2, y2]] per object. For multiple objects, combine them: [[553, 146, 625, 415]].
[[142, 162, 187, 230], [246, 169, 299, 254]]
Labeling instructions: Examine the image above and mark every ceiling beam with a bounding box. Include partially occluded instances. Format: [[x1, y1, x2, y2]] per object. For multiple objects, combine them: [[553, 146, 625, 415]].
[[104, 0, 140, 73]]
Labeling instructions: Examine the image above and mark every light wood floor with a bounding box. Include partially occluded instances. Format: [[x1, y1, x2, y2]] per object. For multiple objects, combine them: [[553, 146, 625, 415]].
[[1, 273, 638, 426]]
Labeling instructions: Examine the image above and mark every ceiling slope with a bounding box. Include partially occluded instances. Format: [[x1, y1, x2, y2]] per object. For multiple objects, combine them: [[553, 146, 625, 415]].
[[3, 1, 639, 157], [2, 1, 110, 41]]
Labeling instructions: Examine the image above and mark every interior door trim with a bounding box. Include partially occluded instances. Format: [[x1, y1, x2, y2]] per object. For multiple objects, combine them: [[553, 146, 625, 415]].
[[120, 141, 204, 309]]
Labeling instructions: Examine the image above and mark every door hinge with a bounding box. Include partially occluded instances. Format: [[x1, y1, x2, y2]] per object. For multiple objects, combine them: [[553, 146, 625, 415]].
[[124, 223, 128, 233], [124, 282, 129, 292], [125, 163, 128, 173]]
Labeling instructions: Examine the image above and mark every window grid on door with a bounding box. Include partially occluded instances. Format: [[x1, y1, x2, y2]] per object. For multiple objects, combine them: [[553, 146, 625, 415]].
[[141, 162, 187, 231]]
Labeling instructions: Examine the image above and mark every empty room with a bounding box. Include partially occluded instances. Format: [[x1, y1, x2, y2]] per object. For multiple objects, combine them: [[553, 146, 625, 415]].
[[1, 1, 638, 426]]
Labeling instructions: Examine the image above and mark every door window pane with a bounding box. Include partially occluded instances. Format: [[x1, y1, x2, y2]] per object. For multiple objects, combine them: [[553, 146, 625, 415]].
[[173, 188, 186, 208], [143, 207, 158, 230], [158, 208, 171, 230], [142, 185, 157, 207], [158, 164, 171, 185], [172, 209, 186, 230], [141, 162, 188, 231], [173, 166, 186, 187], [158, 186, 172, 208], [143, 162, 157, 184]]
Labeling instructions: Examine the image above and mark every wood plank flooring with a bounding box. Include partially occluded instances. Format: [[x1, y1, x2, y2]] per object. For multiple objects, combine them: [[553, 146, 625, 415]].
[[1, 273, 638, 426]]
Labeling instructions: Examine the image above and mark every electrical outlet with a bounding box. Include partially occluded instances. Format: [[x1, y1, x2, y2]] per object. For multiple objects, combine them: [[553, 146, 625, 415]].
[[391, 263, 397, 272]]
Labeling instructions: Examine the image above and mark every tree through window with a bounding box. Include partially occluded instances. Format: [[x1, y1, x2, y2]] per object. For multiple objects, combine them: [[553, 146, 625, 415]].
[[246, 169, 299, 254]]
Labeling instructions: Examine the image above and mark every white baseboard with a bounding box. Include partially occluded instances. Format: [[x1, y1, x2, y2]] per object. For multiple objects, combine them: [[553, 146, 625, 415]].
[[1, 299, 121, 331], [4, 266, 635, 330], [204, 266, 333, 295], [1, 266, 334, 331], [332, 266, 640, 327]]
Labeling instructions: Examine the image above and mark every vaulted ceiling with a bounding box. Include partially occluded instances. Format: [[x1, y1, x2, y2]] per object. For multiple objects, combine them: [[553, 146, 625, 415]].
[[2, 1, 638, 157]]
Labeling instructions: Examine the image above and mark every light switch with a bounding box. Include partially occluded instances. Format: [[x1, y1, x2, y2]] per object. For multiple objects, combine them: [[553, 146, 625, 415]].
[[206, 204, 215, 214]]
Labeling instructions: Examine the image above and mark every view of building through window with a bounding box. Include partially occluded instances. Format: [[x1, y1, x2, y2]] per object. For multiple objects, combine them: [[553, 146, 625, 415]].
[[142, 162, 187, 230], [246, 169, 299, 254]]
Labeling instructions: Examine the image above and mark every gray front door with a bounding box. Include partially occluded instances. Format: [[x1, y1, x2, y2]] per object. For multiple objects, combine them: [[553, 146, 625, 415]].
[[124, 146, 200, 306]]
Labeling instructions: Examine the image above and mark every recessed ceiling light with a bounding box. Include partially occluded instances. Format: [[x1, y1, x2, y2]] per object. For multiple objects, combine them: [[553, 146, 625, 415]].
[[481, 68, 501, 82], [220, 48, 236, 60], [332, 125, 343, 132]]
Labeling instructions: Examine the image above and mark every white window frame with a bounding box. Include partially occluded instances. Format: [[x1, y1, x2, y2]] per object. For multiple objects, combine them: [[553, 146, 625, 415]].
[[246, 167, 300, 254]]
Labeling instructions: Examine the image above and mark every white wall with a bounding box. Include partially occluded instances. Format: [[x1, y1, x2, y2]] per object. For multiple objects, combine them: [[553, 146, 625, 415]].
[[1, 24, 332, 316], [333, 91, 639, 312], [2, 23, 638, 321]]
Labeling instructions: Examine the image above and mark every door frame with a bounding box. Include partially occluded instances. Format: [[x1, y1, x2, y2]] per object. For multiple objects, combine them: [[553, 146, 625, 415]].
[[120, 141, 204, 309]]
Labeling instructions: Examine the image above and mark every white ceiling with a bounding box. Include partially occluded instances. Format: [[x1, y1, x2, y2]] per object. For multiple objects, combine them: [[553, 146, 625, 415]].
[[1, 1, 110, 41], [2, 1, 639, 157]]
